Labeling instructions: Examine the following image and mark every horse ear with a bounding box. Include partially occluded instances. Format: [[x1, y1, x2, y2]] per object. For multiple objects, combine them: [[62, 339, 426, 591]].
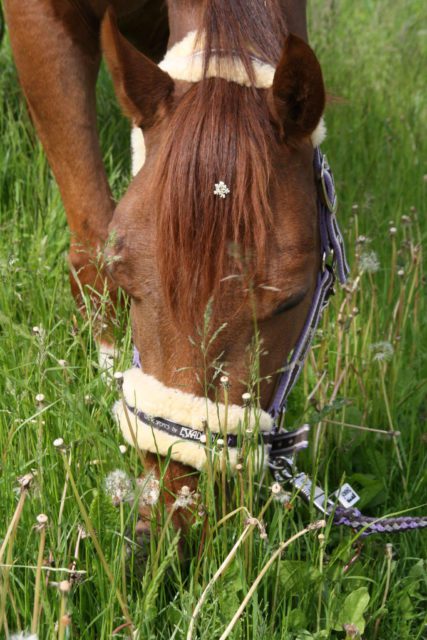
[[269, 34, 325, 142], [101, 7, 174, 128]]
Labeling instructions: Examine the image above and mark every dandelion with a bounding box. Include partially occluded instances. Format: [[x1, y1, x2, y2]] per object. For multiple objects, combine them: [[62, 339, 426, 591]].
[[241, 392, 251, 406], [173, 485, 198, 510], [104, 470, 133, 506], [389, 226, 397, 236], [359, 250, 380, 273], [53, 437, 65, 449], [119, 444, 127, 454], [58, 359, 67, 367], [35, 393, 45, 404], [370, 341, 394, 362], [271, 482, 291, 505], [220, 375, 229, 388], [356, 235, 370, 244], [136, 472, 160, 507], [271, 482, 282, 495], [397, 268, 405, 277]]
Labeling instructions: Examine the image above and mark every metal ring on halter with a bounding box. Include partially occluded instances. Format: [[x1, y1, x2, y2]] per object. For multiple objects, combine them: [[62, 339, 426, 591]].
[[320, 154, 338, 214]]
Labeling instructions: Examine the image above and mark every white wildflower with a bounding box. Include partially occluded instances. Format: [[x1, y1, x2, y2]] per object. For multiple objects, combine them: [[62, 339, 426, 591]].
[[271, 482, 291, 504], [10, 633, 39, 640], [119, 444, 127, 454], [241, 392, 251, 405], [105, 469, 133, 506], [173, 485, 198, 510], [271, 482, 282, 495], [136, 472, 160, 507], [359, 250, 380, 274], [213, 181, 230, 198], [370, 341, 394, 362], [35, 393, 45, 404]]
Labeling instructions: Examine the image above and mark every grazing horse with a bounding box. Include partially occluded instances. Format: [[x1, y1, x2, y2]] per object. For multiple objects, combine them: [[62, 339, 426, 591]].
[[5, 1, 326, 537]]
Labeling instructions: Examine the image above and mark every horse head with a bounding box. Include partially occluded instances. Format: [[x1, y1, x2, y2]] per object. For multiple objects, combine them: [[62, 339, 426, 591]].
[[101, 2, 325, 502]]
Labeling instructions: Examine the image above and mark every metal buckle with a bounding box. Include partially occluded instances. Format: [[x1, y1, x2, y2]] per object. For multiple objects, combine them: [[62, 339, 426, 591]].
[[320, 154, 338, 215], [269, 456, 360, 516]]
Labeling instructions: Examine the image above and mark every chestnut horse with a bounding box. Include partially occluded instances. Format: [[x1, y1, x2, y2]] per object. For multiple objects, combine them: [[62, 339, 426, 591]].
[[5, 1, 325, 537]]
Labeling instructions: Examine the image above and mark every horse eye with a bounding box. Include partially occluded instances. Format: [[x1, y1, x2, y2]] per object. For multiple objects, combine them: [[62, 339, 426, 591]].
[[273, 290, 307, 316]]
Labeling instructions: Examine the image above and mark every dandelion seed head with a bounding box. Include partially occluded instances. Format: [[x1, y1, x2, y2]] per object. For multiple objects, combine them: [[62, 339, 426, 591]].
[[119, 444, 127, 454], [173, 485, 197, 510], [370, 341, 394, 362], [389, 226, 397, 236], [53, 438, 64, 448], [397, 268, 405, 277], [36, 513, 48, 526], [10, 633, 39, 640], [35, 393, 45, 404], [359, 250, 380, 273], [58, 580, 71, 594], [271, 482, 282, 495], [136, 472, 160, 507], [58, 359, 67, 367], [104, 469, 133, 505]]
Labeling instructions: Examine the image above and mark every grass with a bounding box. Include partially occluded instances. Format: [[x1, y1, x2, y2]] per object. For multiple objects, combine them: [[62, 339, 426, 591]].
[[0, 0, 426, 638]]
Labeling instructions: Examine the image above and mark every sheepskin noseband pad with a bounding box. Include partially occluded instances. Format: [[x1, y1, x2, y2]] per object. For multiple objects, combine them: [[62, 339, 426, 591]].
[[113, 367, 273, 471]]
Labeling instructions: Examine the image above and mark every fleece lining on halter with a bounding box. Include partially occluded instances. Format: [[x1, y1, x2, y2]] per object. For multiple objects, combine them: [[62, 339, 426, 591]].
[[130, 31, 326, 176], [114, 367, 272, 470]]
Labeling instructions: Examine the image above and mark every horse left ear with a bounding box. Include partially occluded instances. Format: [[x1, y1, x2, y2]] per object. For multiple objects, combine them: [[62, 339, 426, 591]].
[[269, 34, 325, 142], [101, 7, 175, 129]]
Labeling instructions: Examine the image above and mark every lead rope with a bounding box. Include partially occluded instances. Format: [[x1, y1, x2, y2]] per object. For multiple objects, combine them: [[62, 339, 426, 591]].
[[267, 148, 427, 537]]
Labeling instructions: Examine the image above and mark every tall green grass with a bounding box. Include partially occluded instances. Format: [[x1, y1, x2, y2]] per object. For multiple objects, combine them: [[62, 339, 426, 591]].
[[0, 1, 426, 638]]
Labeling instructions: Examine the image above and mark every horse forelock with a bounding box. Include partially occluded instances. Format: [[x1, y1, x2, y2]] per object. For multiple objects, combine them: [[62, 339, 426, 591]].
[[154, 0, 287, 327]]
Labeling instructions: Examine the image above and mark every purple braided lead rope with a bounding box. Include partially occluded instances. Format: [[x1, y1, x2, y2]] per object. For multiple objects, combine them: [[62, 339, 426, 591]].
[[334, 507, 427, 537]]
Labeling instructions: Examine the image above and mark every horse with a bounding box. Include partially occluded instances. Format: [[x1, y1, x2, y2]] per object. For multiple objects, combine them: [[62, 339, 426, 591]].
[[5, 0, 326, 540]]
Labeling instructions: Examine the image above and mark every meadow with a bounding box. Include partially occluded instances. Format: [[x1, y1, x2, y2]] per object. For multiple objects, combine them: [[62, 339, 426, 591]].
[[0, 0, 426, 638]]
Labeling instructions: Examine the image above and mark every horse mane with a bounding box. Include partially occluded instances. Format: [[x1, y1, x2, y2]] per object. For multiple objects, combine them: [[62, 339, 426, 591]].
[[156, 0, 287, 326]]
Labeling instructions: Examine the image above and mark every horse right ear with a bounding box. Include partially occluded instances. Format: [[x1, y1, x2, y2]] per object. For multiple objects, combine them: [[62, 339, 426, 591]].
[[101, 7, 175, 129], [269, 34, 325, 143]]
